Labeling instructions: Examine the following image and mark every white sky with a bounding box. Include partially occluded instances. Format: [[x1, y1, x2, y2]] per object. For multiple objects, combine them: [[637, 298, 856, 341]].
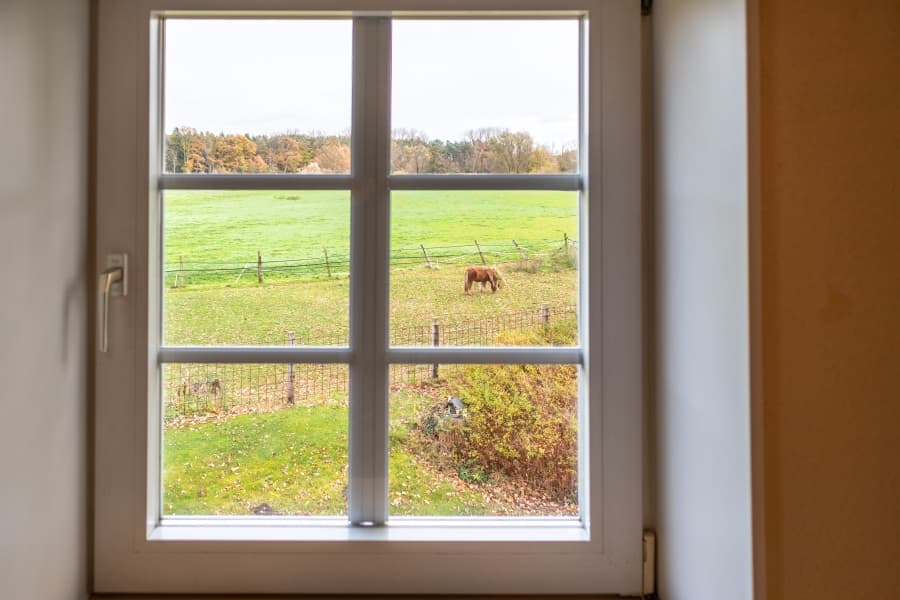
[[165, 19, 578, 149]]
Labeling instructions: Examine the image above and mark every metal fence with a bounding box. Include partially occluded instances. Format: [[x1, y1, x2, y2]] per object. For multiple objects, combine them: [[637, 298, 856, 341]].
[[165, 237, 577, 287], [163, 304, 576, 425]]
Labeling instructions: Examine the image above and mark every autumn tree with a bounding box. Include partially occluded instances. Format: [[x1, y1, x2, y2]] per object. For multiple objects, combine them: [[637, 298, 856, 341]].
[[212, 135, 266, 173], [557, 147, 577, 173], [165, 127, 573, 175], [528, 145, 559, 173], [489, 130, 534, 174], [314, 139, 351, 173], [465, 128, 500, 172]]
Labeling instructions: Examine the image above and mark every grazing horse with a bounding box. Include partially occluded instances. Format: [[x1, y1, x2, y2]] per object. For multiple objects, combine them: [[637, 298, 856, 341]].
[[464, 266, 503, 294]]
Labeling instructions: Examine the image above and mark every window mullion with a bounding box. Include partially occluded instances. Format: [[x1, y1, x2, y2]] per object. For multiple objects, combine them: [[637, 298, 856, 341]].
[[348, 16, 391, 526]]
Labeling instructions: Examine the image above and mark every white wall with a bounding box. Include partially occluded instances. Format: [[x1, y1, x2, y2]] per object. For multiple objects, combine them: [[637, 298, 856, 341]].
[[0, 0, 90, 598], [652, 1, 753, 598]]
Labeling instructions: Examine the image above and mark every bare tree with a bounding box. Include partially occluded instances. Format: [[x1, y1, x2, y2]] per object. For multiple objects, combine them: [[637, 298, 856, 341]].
[[489, 130, 534, 174]]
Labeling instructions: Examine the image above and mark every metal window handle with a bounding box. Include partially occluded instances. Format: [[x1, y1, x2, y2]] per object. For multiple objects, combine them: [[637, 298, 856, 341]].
[[98, 266, 124, 353]]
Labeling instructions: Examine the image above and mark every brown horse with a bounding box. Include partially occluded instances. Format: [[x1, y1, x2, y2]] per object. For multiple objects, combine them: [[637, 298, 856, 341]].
[[464, 266, 503, 294]]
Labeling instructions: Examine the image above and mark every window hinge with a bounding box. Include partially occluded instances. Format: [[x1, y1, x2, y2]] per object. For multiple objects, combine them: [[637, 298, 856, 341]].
[[643, 530, 657, 599], [641, 0, 653, 16]]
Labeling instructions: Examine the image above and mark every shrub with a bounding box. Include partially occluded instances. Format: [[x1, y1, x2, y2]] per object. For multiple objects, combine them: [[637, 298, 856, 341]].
[[436, 320, 578, 501]]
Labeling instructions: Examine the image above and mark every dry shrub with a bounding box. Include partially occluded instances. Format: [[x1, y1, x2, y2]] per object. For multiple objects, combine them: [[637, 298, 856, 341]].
[[429, 320, 579, 501]]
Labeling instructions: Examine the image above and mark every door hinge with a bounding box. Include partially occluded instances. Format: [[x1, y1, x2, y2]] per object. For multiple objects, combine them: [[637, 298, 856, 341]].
[[643, 530, 657, 599], [641, 0, 654, 16]]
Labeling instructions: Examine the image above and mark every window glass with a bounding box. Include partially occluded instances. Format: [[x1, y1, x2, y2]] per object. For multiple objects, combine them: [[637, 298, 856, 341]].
[[162, 363, 348, 517], [164, 20, 352, 174], [162, 190, 350, 346], [391, 20, 579, 174], [389, 363, 579, 517], [389, 191, 578, 347]]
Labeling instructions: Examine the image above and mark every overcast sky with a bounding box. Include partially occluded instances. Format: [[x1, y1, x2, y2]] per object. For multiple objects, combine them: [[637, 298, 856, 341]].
[[165, 19, 578, 149]]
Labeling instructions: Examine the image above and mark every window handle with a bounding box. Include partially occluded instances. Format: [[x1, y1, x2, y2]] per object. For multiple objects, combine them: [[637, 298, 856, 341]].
[[98, 254, 127, 353]]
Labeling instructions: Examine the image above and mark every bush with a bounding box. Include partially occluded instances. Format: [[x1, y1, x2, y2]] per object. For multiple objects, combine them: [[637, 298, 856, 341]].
[[428, 321, 579, 501], [449, 363, 577, 501]]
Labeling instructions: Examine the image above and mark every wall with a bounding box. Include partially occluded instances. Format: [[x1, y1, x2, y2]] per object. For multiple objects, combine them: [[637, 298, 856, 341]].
[[0, 0, 90, 598], [758, 2, 900, 598], [651, 0, 753, 598]]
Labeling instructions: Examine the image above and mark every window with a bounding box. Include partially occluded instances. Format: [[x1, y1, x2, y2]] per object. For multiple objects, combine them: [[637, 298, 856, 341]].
[[94, 1, 641, 594]]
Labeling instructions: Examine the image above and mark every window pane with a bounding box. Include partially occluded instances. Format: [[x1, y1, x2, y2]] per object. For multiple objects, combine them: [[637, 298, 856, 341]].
[[164, 19, 352, 174], [163, 190, 349, 346], [162, 363, 348, 517], [391, 20, 579, 174], [390, 191, 578, 347], [389, 364, 579, 517]]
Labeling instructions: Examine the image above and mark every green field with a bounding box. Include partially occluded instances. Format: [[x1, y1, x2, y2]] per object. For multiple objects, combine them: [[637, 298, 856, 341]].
[[163, 189, 577, 280], [162, 189, 580, 517]]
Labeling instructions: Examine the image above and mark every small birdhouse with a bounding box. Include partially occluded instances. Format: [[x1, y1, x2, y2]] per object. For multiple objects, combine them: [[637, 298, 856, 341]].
[[445, 396, 465, 418]]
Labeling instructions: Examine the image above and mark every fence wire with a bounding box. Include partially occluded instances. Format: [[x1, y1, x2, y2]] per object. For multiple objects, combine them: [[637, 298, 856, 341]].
[[163, 304, 576, 425], [164, 238, 577, 286]]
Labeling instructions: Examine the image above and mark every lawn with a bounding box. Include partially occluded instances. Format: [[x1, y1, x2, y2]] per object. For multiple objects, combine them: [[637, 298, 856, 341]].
[[161, 189, 580, 518], [163, 400, 501, 516]]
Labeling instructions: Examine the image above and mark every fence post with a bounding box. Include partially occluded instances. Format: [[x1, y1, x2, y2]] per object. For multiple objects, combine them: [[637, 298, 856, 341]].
[[421, 244, 433, 269], [174, 255, 184, 288], [431, 319, 440, 379], [257, 250, 264, 283], [323, 247, 332, 278], [287, 332, 295, 405], [512, 239, 527, 260], [564, 233, 569, 251], [474, 240, 486, 265], [541, 303, 550, 326]]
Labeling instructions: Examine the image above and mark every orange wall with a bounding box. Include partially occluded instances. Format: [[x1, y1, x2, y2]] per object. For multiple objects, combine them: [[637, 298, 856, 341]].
[[758, 2, 900, 597]]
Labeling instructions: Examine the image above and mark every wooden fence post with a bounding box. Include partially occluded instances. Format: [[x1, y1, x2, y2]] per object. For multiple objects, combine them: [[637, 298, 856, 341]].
[[431, 319, 440, 379], [474, 240, 486, 265], [512, 239, 527, 260], [541, 303, 550, 326], [174, 255, 184, 288], [323, 247, 332, 278], [257, 250, 264, 283], [421, 244, 433, 269], [287, 332, 295, 405]]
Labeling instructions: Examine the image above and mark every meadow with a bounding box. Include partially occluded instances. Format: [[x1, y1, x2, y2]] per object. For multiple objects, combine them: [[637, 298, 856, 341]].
[[162, 189, 580, 517], [163, 189, 578, 268]]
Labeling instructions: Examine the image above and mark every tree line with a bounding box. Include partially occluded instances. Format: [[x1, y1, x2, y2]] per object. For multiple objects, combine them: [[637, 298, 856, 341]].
[[165, 127, 576, 174]]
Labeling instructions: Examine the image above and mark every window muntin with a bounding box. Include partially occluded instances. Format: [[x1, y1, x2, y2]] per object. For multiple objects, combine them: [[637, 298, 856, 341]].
[[159, 15, 583, 525]]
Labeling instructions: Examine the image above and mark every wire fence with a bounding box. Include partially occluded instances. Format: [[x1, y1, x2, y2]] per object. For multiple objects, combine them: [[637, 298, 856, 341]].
[[163, 304, 577, 426], [165, 237, 577, 287]]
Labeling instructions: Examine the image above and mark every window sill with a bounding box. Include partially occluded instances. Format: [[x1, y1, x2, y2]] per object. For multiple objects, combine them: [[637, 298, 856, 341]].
[[150, 517, 588, 543]]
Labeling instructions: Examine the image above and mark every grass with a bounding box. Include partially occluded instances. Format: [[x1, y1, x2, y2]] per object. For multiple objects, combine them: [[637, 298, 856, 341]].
[[164, 397, 499, 516], [163, 189, 577, 278], [164, 406, 348, 515], [164, 264, 576, 345], [162, 189, 580, 516]]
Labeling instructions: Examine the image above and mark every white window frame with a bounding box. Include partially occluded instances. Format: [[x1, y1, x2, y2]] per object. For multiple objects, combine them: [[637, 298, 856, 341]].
[[94, 0, 642, 595]]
